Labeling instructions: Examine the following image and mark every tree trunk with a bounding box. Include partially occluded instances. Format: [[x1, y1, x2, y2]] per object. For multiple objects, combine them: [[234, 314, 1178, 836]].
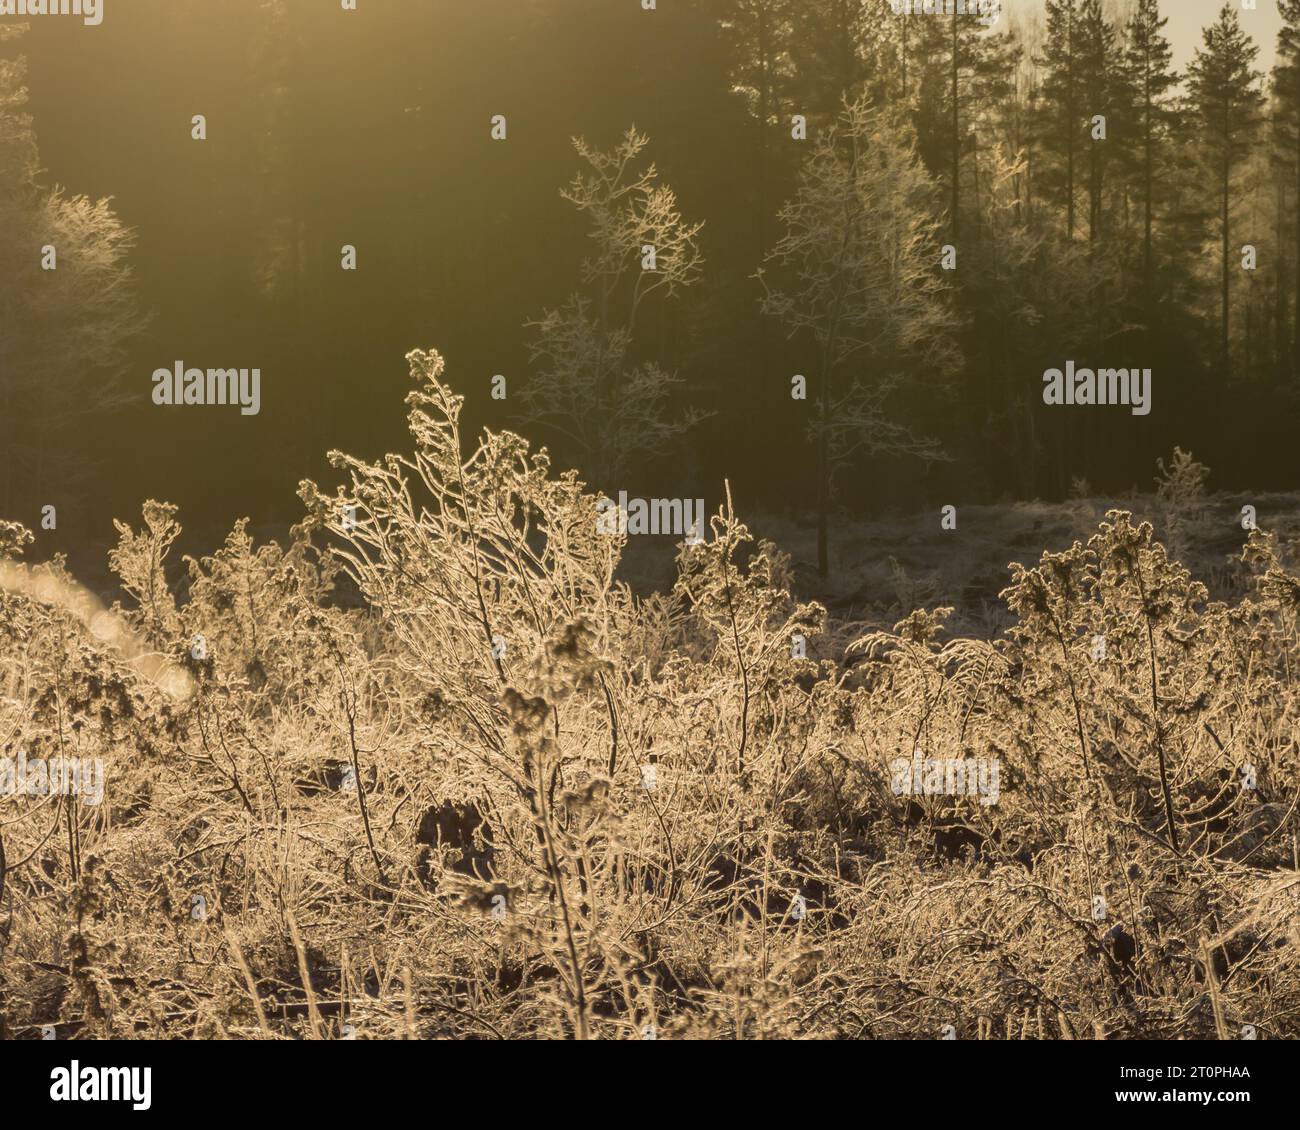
[[1294, 95, 1300, 378], [951, 12, 960, 240], [1222, 144, 1231, 384], [1143, 71, 1153, 295], [1066, 9, 1076, 239]]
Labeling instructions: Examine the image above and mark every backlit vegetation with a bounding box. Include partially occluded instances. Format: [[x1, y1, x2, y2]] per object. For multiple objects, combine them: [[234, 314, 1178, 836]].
[[1, 350, 1296, 1040]]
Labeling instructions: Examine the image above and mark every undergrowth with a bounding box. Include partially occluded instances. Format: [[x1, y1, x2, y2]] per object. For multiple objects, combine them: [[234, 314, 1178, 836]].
[[0, 349, 1296, 1040]]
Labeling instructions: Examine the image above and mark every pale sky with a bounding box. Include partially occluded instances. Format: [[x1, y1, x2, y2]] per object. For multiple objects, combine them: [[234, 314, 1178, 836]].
[[999, 0, 1284, 77]]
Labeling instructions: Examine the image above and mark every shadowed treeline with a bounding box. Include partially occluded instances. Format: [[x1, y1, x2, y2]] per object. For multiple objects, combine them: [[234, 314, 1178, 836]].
[[4, 0, 1300, 582]]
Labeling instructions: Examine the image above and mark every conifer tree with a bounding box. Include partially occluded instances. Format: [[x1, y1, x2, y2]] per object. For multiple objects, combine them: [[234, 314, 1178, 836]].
[[906, 6, 1018, 242], [1077, 0, 1117, 244], [1188, 4, 1264, 384], [1036, 0, 1085, 240], [718, 0, 797, 242], [1121, 0, 1181, 294], [1274, 0, 1300, 374]]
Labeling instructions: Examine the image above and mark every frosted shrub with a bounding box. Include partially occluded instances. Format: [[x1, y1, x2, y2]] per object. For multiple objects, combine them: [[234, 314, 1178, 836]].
[[0, 349, 1296, 1040]]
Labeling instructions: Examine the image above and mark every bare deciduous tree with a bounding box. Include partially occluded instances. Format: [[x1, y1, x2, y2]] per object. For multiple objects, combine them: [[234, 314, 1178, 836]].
[[518, 128, 708, 486], [758, 99, 959, 576], [0, 28, 146, 518]]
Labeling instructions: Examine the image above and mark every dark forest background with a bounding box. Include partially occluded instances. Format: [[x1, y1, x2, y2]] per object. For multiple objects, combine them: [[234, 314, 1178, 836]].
[[4, 0, 1300, 584]]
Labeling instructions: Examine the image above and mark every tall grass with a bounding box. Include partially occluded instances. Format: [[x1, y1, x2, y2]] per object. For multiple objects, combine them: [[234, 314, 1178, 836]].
[[0, 350, 1296, 1039]]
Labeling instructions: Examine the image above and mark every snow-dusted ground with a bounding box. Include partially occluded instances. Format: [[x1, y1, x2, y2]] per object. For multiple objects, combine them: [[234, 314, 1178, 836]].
[[619, 490, 1300, 638]]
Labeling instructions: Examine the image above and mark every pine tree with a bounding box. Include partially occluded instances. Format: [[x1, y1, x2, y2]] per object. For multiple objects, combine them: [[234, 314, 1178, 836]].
[[1036, 0, 1085, 240], [1121, 0, 1181, 294], [1274, 0, 1300, 375], [717, 0, 797, 244], [1077, 0, 1117, 244], [719, 0, 796, 127], [906, 7, 1018, 242], [785, 0, 870, 124], [1188, 3, 1264, 384]]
